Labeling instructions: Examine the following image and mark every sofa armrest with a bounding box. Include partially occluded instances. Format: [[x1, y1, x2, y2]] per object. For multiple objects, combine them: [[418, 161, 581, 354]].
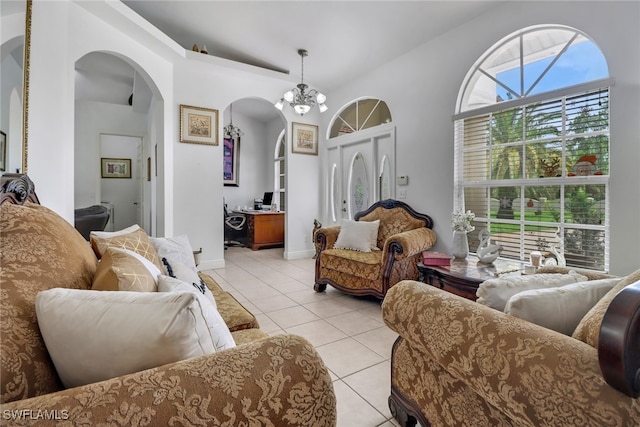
[[0, 335, 336, 427], [383, 227, 436, 261], [382, 281, 639, 426], [314, 226, 341, 251]]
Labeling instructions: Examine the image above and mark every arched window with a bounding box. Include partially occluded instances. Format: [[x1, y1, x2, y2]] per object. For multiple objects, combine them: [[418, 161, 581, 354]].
[[273, 130, 285, 211], [454, 25, 611, 271], [329, 98, 391, 138]]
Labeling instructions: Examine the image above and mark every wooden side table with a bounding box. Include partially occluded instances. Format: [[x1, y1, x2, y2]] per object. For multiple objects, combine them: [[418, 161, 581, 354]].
[[417, 256, 523, 301]]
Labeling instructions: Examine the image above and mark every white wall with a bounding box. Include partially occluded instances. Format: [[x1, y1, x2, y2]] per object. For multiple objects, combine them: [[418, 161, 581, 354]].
[[74, 100, 147, 209], [24, 1, 637, 274], [321, 0, 640, 275], [26, 1, 319, 268]]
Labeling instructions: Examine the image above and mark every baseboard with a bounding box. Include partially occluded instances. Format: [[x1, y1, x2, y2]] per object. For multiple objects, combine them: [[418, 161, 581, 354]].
[[284, 249, 315, 260], [197, 258, 225, 271]]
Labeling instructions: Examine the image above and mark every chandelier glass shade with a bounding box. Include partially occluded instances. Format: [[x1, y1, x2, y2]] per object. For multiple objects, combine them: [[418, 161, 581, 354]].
[[275, 49, 327, 116], [223, 104, 244, 139]]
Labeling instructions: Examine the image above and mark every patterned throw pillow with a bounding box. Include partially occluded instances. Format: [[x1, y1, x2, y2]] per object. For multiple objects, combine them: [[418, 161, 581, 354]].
[[92, 247, 160, 292], [90, 225, 164, 272]]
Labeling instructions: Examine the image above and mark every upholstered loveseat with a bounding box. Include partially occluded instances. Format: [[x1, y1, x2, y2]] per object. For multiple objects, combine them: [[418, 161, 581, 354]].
[[313, 199, 436, 299], [0, 175, 336, 426], [383, 267, 640, 427]]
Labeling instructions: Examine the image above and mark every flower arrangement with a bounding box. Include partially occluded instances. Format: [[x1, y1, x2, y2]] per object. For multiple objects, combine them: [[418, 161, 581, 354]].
[[451, 210, 475, 233]]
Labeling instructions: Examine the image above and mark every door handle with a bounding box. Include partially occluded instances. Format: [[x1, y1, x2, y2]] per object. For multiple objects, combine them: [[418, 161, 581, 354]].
[[342, 208, 347, 212]]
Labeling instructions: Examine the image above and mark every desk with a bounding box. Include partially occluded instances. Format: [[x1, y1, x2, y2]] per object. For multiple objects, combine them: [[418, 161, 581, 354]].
[[243, 211, 285, 250], [417, 256, 523, 301]]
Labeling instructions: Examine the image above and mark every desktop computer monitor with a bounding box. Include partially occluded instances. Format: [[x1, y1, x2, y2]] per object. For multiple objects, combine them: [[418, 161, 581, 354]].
[[262, 192, 273, 207]]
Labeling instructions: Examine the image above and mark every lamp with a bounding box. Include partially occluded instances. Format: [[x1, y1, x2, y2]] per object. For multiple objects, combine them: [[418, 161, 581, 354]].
[[275, 49, 327, 116], [224, 103, 244, 139]]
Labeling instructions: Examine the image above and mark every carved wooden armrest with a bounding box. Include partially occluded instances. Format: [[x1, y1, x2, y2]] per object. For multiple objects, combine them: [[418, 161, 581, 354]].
[[314, 226, 341, 251], [599, 279, 640, 397]]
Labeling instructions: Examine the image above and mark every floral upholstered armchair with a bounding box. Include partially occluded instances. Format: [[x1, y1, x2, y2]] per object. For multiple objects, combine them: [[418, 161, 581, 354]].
[[313, 199, 436, 299]]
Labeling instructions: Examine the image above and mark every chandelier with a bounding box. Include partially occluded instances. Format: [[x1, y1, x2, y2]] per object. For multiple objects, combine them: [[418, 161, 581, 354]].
[[223, 103, 244, 139], [275, 49, 327, 116]]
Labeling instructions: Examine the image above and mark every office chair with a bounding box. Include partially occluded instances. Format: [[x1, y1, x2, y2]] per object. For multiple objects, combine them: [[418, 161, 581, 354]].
[[224, 203, 246, 249]]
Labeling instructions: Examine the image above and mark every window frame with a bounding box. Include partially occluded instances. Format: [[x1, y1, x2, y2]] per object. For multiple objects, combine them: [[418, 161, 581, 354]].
[[453, 26, 611, 272]]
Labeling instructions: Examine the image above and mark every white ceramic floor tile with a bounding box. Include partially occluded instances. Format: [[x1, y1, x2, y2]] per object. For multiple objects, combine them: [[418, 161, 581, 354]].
[[218, 247, 400, 422], [343, 361, 393, 419], [333, 380, 387, 427], [250, 294, 298, 313], [285, 319, 348, 347], [304, 298, 354, 318], [315, 337, 385, 378], [353, 326, 399, 359], [327, 310, 384, 336], [266, 305, 320, 329]]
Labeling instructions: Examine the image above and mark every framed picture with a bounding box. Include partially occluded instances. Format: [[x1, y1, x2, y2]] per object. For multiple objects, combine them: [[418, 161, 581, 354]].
[[292, 122, 318, 155], [0, 131, 6, 172], [179, 104, 218, 146], [101, 158, 131, 178], [223, 137, 240, 186]]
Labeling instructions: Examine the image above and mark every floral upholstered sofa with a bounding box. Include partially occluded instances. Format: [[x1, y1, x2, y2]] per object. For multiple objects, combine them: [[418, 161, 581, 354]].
[[383, 267, 640, 427], [313, 199, 436, 299], [0, 175, 336, 426]]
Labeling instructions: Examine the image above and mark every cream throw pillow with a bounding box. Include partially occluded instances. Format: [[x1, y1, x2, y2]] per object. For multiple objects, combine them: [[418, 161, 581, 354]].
[[92, 247, 161, 292], [35, 288, 217, 388], [164, 260, 216, 307], [158, 275, 234, 351], [504, 277, 621, 335], [151, 235, 197, 272], [476, 271, 588, 311], [334, 220, 380, 252]]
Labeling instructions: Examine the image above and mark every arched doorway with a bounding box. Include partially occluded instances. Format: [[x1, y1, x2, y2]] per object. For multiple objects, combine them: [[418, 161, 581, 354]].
[[74, 51, 165, 236]]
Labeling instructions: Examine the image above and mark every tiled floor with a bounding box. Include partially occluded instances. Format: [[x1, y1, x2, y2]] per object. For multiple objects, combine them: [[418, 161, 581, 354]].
[[203, 246, 402, 427]]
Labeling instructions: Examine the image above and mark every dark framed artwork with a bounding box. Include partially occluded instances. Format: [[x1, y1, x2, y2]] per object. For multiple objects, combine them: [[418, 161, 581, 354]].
[[101, 157, 131, 178], [223, 137, 239, 186]]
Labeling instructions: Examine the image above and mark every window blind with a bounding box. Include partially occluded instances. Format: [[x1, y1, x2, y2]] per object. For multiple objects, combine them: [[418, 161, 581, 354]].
[[454, 87, 609, 271]]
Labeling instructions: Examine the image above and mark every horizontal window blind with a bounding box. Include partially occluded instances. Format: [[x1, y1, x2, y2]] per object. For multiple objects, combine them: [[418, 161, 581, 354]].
[[455, 87, 609, 271]]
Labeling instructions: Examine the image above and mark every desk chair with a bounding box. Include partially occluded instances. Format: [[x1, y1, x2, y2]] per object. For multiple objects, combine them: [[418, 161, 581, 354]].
[[224, 204, 246, 249]]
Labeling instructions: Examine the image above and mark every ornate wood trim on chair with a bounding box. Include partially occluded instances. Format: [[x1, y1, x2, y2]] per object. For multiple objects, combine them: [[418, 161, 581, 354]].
[[0, 174, 39, 205], [599, 280, 640, 398], [354, 199, 433, 228]]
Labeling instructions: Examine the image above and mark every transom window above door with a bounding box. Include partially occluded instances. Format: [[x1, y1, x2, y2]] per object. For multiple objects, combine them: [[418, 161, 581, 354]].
[[329, 98, 391, 138]]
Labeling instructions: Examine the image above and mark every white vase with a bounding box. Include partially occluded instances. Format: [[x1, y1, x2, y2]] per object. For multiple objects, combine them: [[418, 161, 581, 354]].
[[452, 230, 469, 259]]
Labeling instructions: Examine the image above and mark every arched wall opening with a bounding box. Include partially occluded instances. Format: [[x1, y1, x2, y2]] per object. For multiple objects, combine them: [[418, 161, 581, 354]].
[[74, 50, 165, 236]]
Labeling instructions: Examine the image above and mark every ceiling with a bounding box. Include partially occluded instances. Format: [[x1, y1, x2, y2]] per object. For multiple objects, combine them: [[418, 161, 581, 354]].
[[122, 1, 500, 91], [75, 1, 501, 122]]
